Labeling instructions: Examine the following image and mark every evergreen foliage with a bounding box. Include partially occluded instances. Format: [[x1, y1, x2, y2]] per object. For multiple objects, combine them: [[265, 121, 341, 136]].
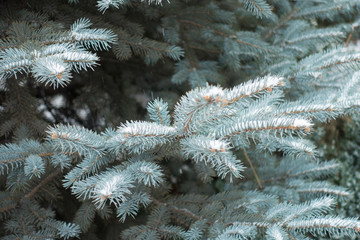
[[1, 0, 360, 239]]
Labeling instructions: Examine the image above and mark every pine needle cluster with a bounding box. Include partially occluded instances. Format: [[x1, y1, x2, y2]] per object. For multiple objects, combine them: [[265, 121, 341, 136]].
[[1, 0, 360, 239]]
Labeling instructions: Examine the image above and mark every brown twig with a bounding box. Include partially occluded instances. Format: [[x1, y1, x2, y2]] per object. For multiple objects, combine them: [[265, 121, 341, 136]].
[[241, 149, 263, 189], [22, 167, 61, 200], [0, 167, 62, 214], [345, 28, 355, 47], [150, 196, 203, 221]]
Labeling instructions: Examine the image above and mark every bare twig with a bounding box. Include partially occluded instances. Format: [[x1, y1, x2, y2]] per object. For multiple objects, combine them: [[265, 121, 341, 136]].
[[241, 149, 263, 189], [22, 167, 61, 200], [345, 28, 355, 47], [150, 196, 203, 221]]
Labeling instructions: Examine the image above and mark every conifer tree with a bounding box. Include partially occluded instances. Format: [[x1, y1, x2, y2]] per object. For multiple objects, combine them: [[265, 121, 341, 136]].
[[1, 0, 360, 239]]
